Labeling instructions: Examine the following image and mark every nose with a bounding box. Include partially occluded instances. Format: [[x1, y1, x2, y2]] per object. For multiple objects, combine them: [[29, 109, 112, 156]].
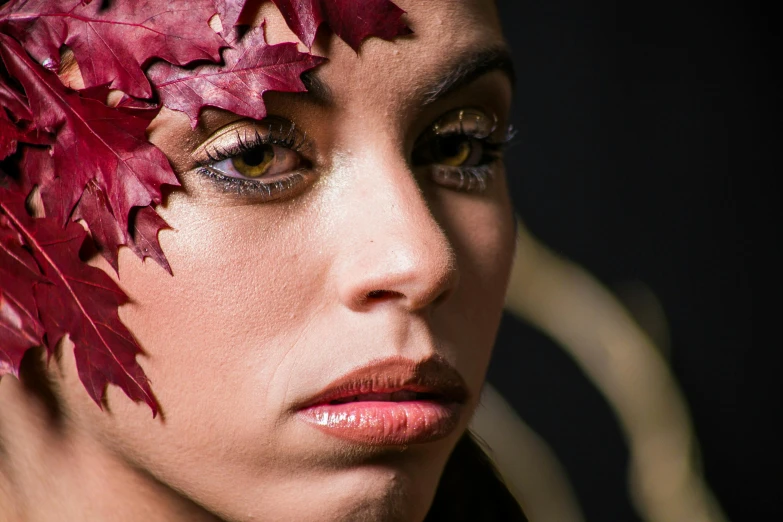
[[332, 153, 459, 314]]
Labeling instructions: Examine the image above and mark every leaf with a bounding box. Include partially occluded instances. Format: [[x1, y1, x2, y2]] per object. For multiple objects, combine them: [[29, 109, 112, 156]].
[[127, 205, 172, 275], [147, 25, 325, 128], [0, 199, 45, 377], [0, 0, 412, 415], [0, 108, 25, 159], [72, 180, 171, 274], [213, 0, 248, 31], [70, 179, 127, 272], [0, 0, 226, 99], [271, 0, 411, 50], [0, 104, 48, 160], [0, 73, 47, 160], [0, 290, 43, 376], [0, 188, 158, 415], [269, 0, 323, 48], [0, 74, 32, 121], [0, 34, 178, 249]]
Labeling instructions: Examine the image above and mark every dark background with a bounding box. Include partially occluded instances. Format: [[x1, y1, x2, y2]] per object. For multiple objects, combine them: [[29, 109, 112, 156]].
[[488, 1, 777, 521]]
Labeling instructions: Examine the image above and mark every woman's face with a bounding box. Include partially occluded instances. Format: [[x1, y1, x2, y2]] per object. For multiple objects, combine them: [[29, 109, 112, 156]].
[[52, 1, 514, 520]]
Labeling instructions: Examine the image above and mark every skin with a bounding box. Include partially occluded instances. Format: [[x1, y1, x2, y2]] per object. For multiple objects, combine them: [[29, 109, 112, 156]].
[[0, 1, 515, 521]]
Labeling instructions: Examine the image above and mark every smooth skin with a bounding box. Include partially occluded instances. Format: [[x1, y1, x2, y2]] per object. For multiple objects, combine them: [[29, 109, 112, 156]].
[[0, 1, 515, 520]]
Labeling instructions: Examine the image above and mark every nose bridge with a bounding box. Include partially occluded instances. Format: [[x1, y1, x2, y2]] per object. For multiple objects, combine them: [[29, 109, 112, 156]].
[[332, 147, 458, 313]]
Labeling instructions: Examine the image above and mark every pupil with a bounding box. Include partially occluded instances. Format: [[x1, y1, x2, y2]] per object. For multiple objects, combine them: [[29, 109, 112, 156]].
[[439, 137, 464, 158], [242, 147, 271, 166]]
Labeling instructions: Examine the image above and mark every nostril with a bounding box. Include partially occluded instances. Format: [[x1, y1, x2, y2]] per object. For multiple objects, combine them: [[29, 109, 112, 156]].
[[432, 287, 452, 307], [366, 290, 404, 301]]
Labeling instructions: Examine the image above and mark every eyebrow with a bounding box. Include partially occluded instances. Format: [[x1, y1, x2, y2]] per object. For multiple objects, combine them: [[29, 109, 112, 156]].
[[298, 46, 515, 107], [300, 70, 333, 105], [420, 47, 516, 106]]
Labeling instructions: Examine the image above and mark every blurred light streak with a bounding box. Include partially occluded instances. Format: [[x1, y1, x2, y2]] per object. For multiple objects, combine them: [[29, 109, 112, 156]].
[[471, 383, 585, 522], [498, 219, 729, 522]]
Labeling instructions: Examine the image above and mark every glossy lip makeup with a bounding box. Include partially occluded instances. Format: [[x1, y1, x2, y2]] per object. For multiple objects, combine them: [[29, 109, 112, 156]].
[[295, 356, 469, 446]]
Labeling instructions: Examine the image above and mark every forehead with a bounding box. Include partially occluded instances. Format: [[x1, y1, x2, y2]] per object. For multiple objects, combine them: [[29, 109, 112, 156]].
[[259, 0, 505, 110]]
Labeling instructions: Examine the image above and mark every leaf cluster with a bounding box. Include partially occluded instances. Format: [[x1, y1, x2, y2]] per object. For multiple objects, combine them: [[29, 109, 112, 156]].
[[0, 0, 409, 414]]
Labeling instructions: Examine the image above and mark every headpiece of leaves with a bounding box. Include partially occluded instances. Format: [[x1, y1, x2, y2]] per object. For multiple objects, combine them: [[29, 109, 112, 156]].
[[0, 0, 410, 416]]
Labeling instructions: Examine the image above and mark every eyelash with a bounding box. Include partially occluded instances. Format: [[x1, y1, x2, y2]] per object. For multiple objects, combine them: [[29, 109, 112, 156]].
[[194, 117, 515, 199], [423, 128, 515, 194], [203, 125, 306, 163], [195, 125, 310, 200]]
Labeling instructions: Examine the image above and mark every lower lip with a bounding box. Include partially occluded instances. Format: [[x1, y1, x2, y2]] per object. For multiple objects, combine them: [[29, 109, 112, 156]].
[[298, 401, 462, 445]]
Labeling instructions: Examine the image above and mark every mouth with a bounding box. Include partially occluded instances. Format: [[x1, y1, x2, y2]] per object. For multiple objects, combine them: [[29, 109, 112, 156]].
[[325, 390, 444, 404], [295, 356, 469, 446]]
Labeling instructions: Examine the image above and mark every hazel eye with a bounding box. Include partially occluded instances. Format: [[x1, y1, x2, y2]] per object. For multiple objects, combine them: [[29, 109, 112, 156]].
[[430, 136, 484, 167], [212, 143, 301, 180], [193, 118, 316, 202], [412, 108, 511, 194], [232, 146, 275, 177]]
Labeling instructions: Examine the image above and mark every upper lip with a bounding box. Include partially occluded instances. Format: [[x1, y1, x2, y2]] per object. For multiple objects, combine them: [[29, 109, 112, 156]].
[[295, 355, 470, 410]]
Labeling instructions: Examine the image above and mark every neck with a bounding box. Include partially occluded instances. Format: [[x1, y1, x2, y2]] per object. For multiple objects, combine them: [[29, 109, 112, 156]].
[[0, 377, 222, 522]]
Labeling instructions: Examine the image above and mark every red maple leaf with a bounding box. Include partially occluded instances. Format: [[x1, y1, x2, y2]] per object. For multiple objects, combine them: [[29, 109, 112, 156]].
[[0, 74, 32, 122], [0, 289, 44, 377], [126, 205, 172, 275], [72, 180, 171, 274], [0, 108, 26, 159], [0, 73, 47, 159], [0, 188, 157, 414], [271, 0, 411, 50], [214, 0, 248, 31], [0, 195, 45, 377], [0, 103, 48, 160], [0, 0, 411, 414], [0, 0, 226, 99], [148, 25, 325, 128], [0, 34, 178, 257]]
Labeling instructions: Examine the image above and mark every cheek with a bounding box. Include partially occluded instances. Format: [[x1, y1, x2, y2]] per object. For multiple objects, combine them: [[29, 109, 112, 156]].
[[432, 178, 515, 387], [49, 190, 345, 509], [67, 191, 332, 459], [117, 192, 329, 406], [130, 205, 310, 340], [50, 166, 514, 508], [105, 175, 514, 420]]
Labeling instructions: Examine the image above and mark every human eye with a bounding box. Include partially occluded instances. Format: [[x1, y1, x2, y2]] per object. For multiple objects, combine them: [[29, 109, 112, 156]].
[[193, 118, 313, 201], [413, 108, 514, 194]]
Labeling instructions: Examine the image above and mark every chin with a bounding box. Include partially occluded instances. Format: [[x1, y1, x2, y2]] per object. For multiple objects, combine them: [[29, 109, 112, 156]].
[[225, 444, 449, 522], [290, 466, 436, 522]]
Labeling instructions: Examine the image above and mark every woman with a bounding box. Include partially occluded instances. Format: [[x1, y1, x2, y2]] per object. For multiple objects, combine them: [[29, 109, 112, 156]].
[[0, 0, 525, 520]]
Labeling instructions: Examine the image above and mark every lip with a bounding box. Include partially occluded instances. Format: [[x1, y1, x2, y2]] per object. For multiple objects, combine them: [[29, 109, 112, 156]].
[[295, 356, 469, 446]]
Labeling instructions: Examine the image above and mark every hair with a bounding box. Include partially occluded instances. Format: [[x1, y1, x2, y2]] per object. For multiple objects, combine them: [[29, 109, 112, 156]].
[[426, 433, 528, 521]]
